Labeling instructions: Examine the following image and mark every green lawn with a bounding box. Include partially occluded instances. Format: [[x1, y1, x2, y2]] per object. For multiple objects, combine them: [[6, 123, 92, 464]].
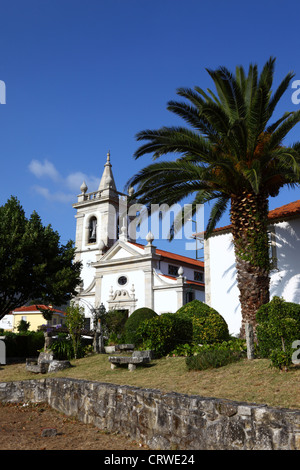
[[1, 354, 299, 410]]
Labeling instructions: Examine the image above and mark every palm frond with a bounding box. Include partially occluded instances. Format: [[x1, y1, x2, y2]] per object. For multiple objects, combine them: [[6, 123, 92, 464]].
[[134, 127, 213, 160], [266, 112, 294, 133], [267, 110, 300, 150], [267, 71, 295, 118], [205, 195, 230, 239]]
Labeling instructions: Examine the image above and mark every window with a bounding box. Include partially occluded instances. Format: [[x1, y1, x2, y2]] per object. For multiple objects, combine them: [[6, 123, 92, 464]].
[[168, 265, 179, 276], [118, 275, 128, 286], [194, 271, 204, 282], [88, 216, 97, 243], [84, 318, 90, 331]]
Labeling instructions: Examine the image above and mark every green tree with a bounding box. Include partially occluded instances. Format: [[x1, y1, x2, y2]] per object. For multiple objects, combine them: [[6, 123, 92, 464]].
[[0, 196, 82, 320], [17, 319, 30, 333], [65, 302, 85, 359], [127, 58, 300, 336]]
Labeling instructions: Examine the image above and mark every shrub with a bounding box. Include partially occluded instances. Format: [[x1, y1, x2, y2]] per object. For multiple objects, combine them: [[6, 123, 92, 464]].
[[176, 300, 230, 344], [256, 296, 300, 361], [171, 338, 247, 357], [49, 335, 74, 360], [3, 330, 44, 357], [103, 309, 128, 343], [49, 333, 88, 360], [186, 348, 242, 371], [124, 307, 158, 346], [17, 319, 30, 333], [138, 312, 193, 357], [269, 348, 293, 371]]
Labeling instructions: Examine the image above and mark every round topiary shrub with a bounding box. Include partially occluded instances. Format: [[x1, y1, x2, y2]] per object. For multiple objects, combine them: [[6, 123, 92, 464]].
[[124, 307, 158, 346], [256, 296, 300, 361], [137, 312, 193, 357], [176, 300, 230, 344]]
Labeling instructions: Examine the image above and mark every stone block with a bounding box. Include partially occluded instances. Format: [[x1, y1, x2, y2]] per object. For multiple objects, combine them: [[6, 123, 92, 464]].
[[48, 360, 71, 373], [41, 428, 57, 437]]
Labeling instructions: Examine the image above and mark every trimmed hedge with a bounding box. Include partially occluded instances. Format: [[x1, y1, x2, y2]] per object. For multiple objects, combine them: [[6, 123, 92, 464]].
[[124, 307, 158, 346], [176, 300, 230, 344], [2, 331, 44, 357]]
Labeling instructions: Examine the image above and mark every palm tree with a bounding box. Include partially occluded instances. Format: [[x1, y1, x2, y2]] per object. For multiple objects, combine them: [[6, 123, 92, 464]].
[[126, 57, 300, 337]]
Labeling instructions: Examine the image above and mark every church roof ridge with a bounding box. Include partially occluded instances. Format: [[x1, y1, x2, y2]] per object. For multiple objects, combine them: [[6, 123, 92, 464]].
[[127, 240, 204, 267]]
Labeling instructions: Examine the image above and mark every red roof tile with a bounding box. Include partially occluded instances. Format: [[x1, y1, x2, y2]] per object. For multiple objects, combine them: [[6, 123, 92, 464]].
[[203, 200, 300, 236], [13, 305, 65, 315], [128, 241, 204, 268], [268, 199, 300, 220], [159, 273, 205, 287]]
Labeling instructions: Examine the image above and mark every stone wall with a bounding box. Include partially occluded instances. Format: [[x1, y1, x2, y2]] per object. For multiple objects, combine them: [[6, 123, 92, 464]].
[[0, 378, 299, 450]]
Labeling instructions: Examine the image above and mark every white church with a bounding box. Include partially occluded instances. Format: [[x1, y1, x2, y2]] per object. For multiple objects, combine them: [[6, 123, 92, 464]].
[[1, 152, 299, 337], [73, 152, 205, 328]]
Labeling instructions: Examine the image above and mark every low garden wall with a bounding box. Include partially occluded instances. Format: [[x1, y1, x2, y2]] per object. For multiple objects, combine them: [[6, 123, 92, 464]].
[[0, 377, 299, 450]]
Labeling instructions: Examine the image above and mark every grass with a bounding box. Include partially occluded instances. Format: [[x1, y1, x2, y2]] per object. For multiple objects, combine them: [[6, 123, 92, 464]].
[[1, 354, 299, 410]]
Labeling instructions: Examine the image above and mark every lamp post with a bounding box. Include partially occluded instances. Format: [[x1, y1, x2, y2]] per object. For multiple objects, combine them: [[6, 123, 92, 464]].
[[77, 298, 106, 353]]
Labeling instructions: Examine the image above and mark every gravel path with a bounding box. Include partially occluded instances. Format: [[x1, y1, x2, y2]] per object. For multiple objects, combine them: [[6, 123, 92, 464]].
[[0, 401, 148, 451]]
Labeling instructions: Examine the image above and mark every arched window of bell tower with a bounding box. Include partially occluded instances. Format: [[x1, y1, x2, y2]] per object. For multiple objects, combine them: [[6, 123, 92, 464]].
[[87, 216, 97, 244]]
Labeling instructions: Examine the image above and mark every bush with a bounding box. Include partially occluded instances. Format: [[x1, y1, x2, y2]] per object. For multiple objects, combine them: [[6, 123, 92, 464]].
[[269, 348, 293, 371], [17, 319, 30, 333], [124, 307, 158, 346], [49, 333, 88, 360], [103, 309, 128, 344], [171, 338, 247, 357], [176, 300, 230, 344], [138, 312, 193, 357], [3, 331, 44, 357], [256, 296, 300, 362], [186, 348, 242, 371]]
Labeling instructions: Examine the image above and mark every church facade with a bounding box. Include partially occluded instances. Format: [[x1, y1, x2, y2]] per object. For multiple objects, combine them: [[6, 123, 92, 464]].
[[73, 153, 205, 327]]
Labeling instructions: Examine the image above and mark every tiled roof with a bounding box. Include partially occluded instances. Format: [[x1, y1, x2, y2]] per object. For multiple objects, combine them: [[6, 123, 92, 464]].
[[207, 200, 300, 236], [128, 241, 204, 268], [268, 199, 300, 220], [158, 273, 205, 287], [12, 304, 65, 315]]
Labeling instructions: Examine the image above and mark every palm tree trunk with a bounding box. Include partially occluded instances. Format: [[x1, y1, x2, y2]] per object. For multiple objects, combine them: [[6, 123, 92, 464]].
[[230, 191, 270, 338]]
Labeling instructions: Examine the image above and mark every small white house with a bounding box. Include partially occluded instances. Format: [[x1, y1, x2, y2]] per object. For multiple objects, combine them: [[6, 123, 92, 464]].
[[204, 200, 300, 336], [0, 313, 13, 331], [73, 152, 205, 328]]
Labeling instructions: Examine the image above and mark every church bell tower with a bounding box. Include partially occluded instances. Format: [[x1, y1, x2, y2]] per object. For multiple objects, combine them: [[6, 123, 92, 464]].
[[73, 152, 121, 292]]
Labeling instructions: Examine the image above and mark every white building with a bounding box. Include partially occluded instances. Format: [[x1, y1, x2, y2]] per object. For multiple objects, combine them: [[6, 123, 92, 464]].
[[73, 152, 205, 328], [0, 313, 13, 331], [204, 200, 300, 336]]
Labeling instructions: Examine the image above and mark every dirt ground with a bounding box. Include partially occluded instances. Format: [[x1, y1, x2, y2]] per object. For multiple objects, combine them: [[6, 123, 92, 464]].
[[0, 401, 149, 451]]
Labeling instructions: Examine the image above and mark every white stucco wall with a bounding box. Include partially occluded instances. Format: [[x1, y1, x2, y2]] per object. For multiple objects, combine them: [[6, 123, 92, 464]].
[[270, 219, 300, 303], [206, 217, 300, 336], [206, 232, 241, 335], [100, 269, 146, 312], [0, 314, 13, 331], [154, 289, 178, 314], [194, 289, 205, 302], [80, 250, 98, 290]]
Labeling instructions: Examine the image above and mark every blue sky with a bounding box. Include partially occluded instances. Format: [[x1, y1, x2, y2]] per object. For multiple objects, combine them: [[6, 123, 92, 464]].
[[1, 0, 300, 256]]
